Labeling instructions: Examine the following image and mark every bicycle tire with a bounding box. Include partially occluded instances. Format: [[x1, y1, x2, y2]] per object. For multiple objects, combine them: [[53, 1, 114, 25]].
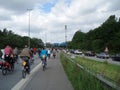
[[2, 67, 7, 75], [22, 69, 26, 78], [11, 63, 14, 72], [43, 64, 45, 71]]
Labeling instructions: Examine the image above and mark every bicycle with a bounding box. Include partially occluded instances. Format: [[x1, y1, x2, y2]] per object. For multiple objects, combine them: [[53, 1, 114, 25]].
[[21, 56, 30, 78], [41, 55, 46, 71], [2, 60, 14, 75]]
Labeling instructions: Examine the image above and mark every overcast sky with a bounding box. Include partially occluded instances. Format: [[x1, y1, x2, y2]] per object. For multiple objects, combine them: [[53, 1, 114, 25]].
[[0, 0, 120, 43]]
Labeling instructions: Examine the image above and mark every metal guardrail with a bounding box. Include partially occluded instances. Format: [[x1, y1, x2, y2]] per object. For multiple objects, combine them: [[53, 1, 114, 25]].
[[64, 54, 120, 90]]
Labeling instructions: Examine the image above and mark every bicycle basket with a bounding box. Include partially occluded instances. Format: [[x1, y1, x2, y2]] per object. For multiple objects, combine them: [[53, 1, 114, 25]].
[[22, 61, 26, 66], [42, 55, 46, 59]]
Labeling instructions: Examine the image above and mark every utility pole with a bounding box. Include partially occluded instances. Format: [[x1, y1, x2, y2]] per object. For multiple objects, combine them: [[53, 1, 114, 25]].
[[27, 9, 32, 48], [65, 25, 67, 48], [45, 32, 47, 47]]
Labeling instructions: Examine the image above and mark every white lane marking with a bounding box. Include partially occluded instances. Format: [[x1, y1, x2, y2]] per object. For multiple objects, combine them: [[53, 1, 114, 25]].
[[11, 62, 42, 90]]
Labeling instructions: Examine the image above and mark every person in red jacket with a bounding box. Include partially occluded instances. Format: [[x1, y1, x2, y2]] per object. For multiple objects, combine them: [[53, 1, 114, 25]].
[[4, 45, 13, 65], [33, 47, 37, 54]]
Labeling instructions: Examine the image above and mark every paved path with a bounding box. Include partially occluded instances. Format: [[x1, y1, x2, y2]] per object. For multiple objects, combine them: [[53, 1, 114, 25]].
[[22, 53, 74, 90]]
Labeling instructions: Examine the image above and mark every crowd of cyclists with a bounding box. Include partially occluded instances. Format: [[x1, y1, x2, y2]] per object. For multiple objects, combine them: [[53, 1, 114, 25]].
[[0, 44, 57, 75]]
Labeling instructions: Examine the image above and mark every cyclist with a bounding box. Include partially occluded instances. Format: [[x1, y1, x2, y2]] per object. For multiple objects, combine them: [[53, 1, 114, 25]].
[[39, 47, 48, 65], [52, 48, 56, 58], [33, 47, 37, 54], [13, 47, 18, 63], [4, 45, 13, 65], [20, 45, 31, 74], [29, 48, 34, 64], [47, 48, 51, 59]]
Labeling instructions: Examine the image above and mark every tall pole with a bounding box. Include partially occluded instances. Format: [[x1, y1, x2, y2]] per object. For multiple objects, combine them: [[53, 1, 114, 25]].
[[65, 25, 67, 48], [27, 9, 32, 48], [45, 32, 47, 47]]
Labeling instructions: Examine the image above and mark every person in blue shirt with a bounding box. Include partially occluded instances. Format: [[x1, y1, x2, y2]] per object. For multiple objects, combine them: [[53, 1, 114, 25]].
[[39, 47, 48, 65]]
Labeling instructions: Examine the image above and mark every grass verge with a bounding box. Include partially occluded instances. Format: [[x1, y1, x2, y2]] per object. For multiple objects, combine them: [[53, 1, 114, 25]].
[[75, 56, 120, 86], [60, 53, 116, 90]]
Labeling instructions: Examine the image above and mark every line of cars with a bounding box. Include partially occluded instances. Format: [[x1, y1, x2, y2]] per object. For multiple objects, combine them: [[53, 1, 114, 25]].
[[70, 50, 82, 55], [69, 49, 120, 61], [84, 51, 96, 56], [96, 52, 109, 59], [111, 54, 120, 61], [95, 52, 120, 61]]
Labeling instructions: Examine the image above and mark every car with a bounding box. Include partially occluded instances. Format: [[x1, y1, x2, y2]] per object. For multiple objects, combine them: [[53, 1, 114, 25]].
[[84, 51, 96, 56], [111, 54, 120, 61], [74, 50, 82, 55], [96, 52, 109, 59], [70, 50, 75, 54]]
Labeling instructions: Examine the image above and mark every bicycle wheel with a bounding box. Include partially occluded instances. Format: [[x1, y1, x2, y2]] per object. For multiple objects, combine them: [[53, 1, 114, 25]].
[[2, 67, 7, 75], [43, 62, 46, 71], [22, 69, 26, 78], [26, 66, 30, 74], [11, 63, 14, 72], [42, 63, 45, 71]]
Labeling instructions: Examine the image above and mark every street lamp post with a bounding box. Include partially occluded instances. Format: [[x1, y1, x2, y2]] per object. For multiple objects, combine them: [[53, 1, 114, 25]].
[[65, 25, 67, 48], [27, 9, 32, 48]]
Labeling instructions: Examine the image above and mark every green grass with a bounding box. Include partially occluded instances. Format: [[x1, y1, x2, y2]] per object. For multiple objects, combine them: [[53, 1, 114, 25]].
[[74, 56, 120, 85], [60, 53, 117, 90]]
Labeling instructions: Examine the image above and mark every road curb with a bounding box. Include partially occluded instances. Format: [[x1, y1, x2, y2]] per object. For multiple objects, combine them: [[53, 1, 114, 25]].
[[11, 62, 42, 90]]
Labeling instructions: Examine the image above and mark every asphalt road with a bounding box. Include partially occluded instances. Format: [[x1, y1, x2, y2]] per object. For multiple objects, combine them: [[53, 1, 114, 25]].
[[84, 55, 120, 65], [2, 51, 118, 90], [0, 52, 74, 90], [22, 52, 74, 90], [70, 53, 120, 66], [0, 54, 41, 90]]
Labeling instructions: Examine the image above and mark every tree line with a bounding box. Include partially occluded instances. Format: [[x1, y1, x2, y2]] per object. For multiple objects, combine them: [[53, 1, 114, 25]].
[[68, 15, 120, 53], [0, 28, 44, 49]]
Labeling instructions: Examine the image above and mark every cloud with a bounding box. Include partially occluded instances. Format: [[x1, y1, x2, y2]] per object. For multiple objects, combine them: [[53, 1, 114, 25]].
[[0, 0, 120, 43], [106, 0, 120, 12], [0, 8, 13, 21], [0, 0, 57, 14]]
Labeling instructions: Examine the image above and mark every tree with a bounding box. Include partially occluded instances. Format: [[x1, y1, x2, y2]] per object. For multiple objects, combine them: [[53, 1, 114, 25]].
[[71, 30, 86, 49], [0, 29, 44, 49], [68, 15, 120, 53]]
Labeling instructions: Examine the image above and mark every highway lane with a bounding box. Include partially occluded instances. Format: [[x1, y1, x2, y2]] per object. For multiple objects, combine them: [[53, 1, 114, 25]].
[[0, 52, 119, 90], [84, 55, 120, 65], [70, 53, 120, 65], [0, 54, 41, 90]]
